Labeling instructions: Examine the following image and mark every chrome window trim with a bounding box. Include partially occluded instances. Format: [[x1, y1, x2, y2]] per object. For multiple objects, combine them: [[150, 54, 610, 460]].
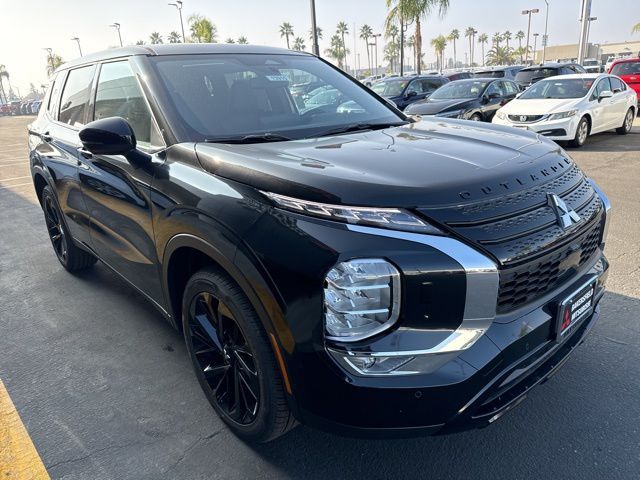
[[345, 224, 499, 355]]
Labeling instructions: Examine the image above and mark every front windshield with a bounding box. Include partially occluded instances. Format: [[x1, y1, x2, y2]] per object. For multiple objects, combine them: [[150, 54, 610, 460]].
[[515, 68, 559, 83], [473, 71, 504, 78], [371, 79, 409, 97], [150, 54, 403, 141], [519, 78, 594, 99], [429, 80, 489, 100], [611, 61, 640, 76]]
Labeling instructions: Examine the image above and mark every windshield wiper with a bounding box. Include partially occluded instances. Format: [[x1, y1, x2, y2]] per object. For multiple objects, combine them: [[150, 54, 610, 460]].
[[314, 122, 408, 138], [204, 133, 292, 144]]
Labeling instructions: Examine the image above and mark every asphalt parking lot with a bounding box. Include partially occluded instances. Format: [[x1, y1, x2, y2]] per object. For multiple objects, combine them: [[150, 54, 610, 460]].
[[1, 115, 639, 480]]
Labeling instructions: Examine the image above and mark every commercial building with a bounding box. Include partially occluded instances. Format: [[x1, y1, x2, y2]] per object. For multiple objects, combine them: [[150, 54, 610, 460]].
[[534, 40, 640, 64]]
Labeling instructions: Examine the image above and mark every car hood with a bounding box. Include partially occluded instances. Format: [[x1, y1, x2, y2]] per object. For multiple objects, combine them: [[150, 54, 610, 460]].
[[499, 98, 581, 115], [405, 98, 473, 115], [195, 118, 570, 208]]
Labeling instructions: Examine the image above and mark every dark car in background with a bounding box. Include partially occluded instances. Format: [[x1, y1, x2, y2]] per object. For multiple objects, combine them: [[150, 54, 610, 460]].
[[371, 75, 449, 110], [405, 78, 520, 121], [515, 62, 587, 89], [29, 44, 610, 444], [608, 58, 640, 101], [444, 71, 472, 81], [472, 66, 524, 80]]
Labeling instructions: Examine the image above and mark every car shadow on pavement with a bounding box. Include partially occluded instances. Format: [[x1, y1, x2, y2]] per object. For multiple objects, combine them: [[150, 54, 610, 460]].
[[562, 126, 640, 153]]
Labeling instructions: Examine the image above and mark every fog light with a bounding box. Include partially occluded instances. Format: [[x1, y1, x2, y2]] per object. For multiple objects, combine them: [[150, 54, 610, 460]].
[[324, 259, 400, 342]]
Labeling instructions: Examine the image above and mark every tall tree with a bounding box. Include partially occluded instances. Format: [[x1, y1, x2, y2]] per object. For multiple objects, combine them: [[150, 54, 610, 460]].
[[503, 30, 512, 50], [325, 34, 349, 69], [360, 24, 374, 72], [385, 24, 399, 71], [386, 0, 450, 75], [465, 26, 475, 67], [430, 35, 447, 72], [279, 22, 294, 49], [448, 28, 459, 68], [486, 45, 514, 66], [308, 26, 324, 42], [292, 37, 306, 51], [225, 38, 236, 44], [336, 22, 350, 70], [44, 53, 64, 76], [477, 33, 488, 66], [237, 36, 249, 44], [492, 32, 502, 48], [149, 32, 163, 44], [515, 30, 525, 62], [168, 31, 181, 43], [406, 35, 416, 70], [189, 14, 217, 43], [135, 40, 145, 45]]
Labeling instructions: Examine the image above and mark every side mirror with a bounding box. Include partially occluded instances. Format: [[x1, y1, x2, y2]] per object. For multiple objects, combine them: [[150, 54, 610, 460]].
[[488, 92, 501, 99], [405, 90, 417, 98], [79, 117, 136, 156], [598, 90, 614, 101]]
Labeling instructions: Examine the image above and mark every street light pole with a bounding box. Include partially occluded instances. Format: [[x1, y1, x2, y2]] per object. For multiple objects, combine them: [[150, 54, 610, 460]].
[[310, 0, 320, 56], [372, 33, 381, 75], [168, 1, 186, 42], [586, 16, 597, 53], [577, 0, 591, 64], [542, 0, 550, 63], [71, 37, 83, 57], [533, 33, 539, 62], [110, 22, 123, 47], [43, 47, 54, 75], [522, 8, 539, 64]]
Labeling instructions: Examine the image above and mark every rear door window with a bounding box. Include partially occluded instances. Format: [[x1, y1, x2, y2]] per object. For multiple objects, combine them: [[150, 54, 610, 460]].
[[610, 77, 626, 93], [47, 72, 64, 119], [58, 65, 96, 127], [591, 77, 612, 100]]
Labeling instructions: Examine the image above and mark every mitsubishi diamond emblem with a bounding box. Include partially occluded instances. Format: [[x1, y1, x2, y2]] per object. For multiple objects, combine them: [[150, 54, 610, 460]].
[[547, 193, 581, 230]]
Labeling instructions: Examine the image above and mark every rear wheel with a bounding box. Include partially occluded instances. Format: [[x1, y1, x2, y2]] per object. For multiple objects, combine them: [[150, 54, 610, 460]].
[[569, 117, 589, 148], [469, 113, 482, 122], [182, 268, 295, 442], [42, 186, 97, 272], [616, 108, 634, 135]]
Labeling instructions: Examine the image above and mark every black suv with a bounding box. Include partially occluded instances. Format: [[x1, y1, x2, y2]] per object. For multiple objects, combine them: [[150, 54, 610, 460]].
[[515, 62, 587, 89], [28, 45, 610, 442], [472, 66, 524, 80], [370, 75, 449, 110]]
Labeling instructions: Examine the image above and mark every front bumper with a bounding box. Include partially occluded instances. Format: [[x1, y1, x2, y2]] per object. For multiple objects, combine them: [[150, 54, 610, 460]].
[[493, 115, 579, 141], [298, 255, 608, 436]]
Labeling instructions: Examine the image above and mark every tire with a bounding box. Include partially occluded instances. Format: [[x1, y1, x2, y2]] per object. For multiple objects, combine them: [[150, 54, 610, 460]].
[[616, 108, 634, 135], [41, 185, 97, 272], [569, 116, 590, 148], [182, 267, 296, 442], [469, 113, 482, 122]]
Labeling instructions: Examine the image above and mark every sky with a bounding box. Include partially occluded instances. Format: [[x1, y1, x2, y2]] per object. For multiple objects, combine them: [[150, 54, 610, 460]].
[[1, 0, 639, 96]]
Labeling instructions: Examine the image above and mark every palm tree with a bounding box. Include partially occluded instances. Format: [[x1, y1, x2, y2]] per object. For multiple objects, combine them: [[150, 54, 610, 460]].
[[360, 24, 373, 72], [492, 32, 502, 49], [44, 53, 64, 76], [477, 33, 488, 66], [279, 22, 294, 49], [168, 31, 181, 43], [406, 35, 416, 70], [0, 65, 9, 104], [632, 22, 640, 33], [237, 36, 248, 44], [149, 32, 163, 44], [385, 24, 399, 71], [386, 0, 451, 75], [486, 45, 514, 66], [336, 22, 350, 70], [503, 31, 512, 50], [308, 26, 324, 42], [292, 37, 306, 51], [465, 26, 475, 67], [515, 30, 525, 62], [225, 38, 236, 44], [448, 28, 459, 68], [325, 34, 349, 69], [135, 40, 145, 45], [431, 35, 447, 72], [189, 14, 217, 43]]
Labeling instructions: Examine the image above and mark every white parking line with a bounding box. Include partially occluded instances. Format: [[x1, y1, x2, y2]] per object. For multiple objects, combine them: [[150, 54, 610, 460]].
[[0, 175, 30, 182], [0, 182, 32, 190]]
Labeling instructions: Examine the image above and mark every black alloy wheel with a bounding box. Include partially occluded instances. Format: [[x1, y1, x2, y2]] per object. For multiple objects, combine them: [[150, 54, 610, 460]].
[[41, 185, 97, 271], [182, 268, 295, 442], [188, 291, 260, 425]]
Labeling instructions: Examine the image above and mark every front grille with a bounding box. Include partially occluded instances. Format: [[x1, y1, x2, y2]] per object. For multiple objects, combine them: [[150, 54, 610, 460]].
[[508, 114, 545, 123], [417, 164, 605, 313], [497, 219, 602, 312]]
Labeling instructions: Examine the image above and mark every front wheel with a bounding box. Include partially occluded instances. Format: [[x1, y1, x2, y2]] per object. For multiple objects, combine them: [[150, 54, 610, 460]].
[[182, 268, 296, 442], [569, 117, 590, 148], [616, 108, 634, 135], [469, 113, 482, 122]]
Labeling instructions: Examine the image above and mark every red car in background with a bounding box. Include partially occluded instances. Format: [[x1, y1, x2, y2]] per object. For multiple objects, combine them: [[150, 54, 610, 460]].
[[609, 58, 640, 102]]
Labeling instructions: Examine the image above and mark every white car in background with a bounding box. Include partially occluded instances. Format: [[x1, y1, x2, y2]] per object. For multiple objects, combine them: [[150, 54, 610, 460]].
[[493, 73, 637, 147]]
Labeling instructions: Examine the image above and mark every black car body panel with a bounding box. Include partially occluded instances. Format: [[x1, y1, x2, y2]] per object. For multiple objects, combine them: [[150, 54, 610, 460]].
[[371, 75, 449, 110], [515, 62, 588, 89], [28, 45, 611, 438]]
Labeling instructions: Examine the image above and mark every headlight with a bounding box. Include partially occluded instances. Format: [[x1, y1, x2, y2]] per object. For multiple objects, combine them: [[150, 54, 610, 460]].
[[548, 109, 578, 120], [435, 109, 464, 118], [262, 191, 444, 234], [495, 110, 507, 120], [324, 259, 400, 342]]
